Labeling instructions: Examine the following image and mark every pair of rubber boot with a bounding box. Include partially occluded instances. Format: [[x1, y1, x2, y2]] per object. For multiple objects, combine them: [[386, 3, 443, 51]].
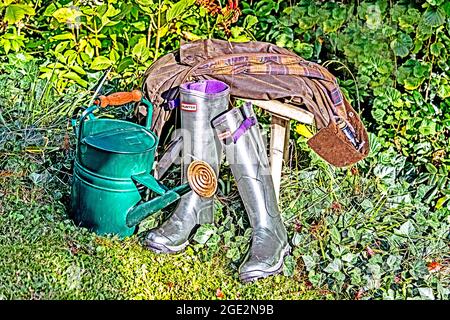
[[144, 80, 290, 282]]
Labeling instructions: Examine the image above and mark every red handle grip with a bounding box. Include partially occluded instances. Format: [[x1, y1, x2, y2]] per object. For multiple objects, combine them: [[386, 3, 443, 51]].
[[94, 90, 142, 108]]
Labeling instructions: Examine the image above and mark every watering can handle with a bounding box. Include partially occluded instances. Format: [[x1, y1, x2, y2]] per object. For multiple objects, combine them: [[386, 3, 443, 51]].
[[94, 90, 142, 108]]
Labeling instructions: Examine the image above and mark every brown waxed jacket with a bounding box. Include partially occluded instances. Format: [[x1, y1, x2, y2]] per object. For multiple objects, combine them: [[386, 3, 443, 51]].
[[142, 39, 369, 167]]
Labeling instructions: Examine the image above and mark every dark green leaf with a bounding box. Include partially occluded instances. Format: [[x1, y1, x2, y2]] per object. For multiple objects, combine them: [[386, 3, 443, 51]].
[[293, 40, 313, 59], [422, 7, 445, 27], [283, 255, 295, 277], [430, 42, 444, 56], [390, 33, 413, 57]]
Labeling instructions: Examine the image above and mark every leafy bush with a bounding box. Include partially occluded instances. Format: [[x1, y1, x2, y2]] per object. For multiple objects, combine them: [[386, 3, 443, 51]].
[[239, 0, 450, 206], [281, 134, 450, 300], [0, 0, 245, 90]]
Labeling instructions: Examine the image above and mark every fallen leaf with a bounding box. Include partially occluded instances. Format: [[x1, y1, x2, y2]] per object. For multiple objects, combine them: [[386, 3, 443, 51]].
[[427, 261, 442, 272], [294, 219, 302, 232], [305, 280, 313, 290], [216, 288, 224, 299], [67, 241, 79, 255], [350, 166, 359, 176], [355, 288, 365, 300], [366, 246, 375, 257], [331, 201, 342, 213]]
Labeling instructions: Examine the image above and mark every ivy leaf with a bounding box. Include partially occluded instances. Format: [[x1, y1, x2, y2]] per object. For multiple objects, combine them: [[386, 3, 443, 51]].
[[438, 83, 450, 99], [342, 252, 356, 263], [418, 287, 435, 300], [419, 120, 436, 136], [404, 77, 423, 90], [329, 225, 341, 244], [283, 255, 295, 277], [390, 33, 413, 57], [4, 4, 35, 24], [275, 33, 293, 47], [230, 27, 251, 42], [206, 233, 220, 247], [332, 6, 347, 20], [413, 61, 431, 78], [365, 4, 382, 29], [422, 7, 445, 27], [396, 220, 415, 236], [372, 108, 386, 122], [90, 56, 113, 70], [350, 268, 362, 285], [374, 164, 396, 185], [302, 255, 316, 271], [367, 263, 382, 278], [323, 259, 342, 273], [193, 224, 216, 244], [225, 247, 240, 262], [387, 255, 402, 271]]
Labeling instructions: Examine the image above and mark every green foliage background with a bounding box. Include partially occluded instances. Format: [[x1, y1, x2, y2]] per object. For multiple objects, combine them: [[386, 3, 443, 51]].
[[0, 0, 449, 300]]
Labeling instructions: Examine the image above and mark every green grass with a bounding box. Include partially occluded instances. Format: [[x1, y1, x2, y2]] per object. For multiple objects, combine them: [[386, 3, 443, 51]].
[[0, 172, 325, 300]]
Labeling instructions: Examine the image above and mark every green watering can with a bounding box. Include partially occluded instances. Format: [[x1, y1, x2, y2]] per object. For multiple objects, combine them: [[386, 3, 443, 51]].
[[71, 90, 217, 237]]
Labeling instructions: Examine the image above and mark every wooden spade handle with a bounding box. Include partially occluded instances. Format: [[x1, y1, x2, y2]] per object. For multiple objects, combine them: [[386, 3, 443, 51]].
[[95, 90, 142, 108]]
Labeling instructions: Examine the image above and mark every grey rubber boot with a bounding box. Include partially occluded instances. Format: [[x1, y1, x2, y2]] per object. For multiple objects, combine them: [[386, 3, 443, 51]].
[[212, 102, 290, 282], [144, 80, 229, 253]]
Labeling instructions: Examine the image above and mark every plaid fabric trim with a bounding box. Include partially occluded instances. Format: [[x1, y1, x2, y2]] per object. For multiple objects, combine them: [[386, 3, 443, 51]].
[[195, 55, 348, 116]]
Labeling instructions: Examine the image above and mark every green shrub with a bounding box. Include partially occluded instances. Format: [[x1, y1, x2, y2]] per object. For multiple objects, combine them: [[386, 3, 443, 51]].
[[0, 0, 246, 90], [239, 0, 450, 206]]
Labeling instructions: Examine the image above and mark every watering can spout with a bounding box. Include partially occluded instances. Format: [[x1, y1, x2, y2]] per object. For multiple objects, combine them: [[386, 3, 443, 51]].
[[126, 160, 218, 228], [126, 184, 191, 228]]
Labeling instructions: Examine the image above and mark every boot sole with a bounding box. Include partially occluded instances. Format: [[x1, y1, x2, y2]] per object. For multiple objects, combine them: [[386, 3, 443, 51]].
[[144, 239, 190, 254], [239, 244, 291, 283], [143, 224, 203, 254]]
